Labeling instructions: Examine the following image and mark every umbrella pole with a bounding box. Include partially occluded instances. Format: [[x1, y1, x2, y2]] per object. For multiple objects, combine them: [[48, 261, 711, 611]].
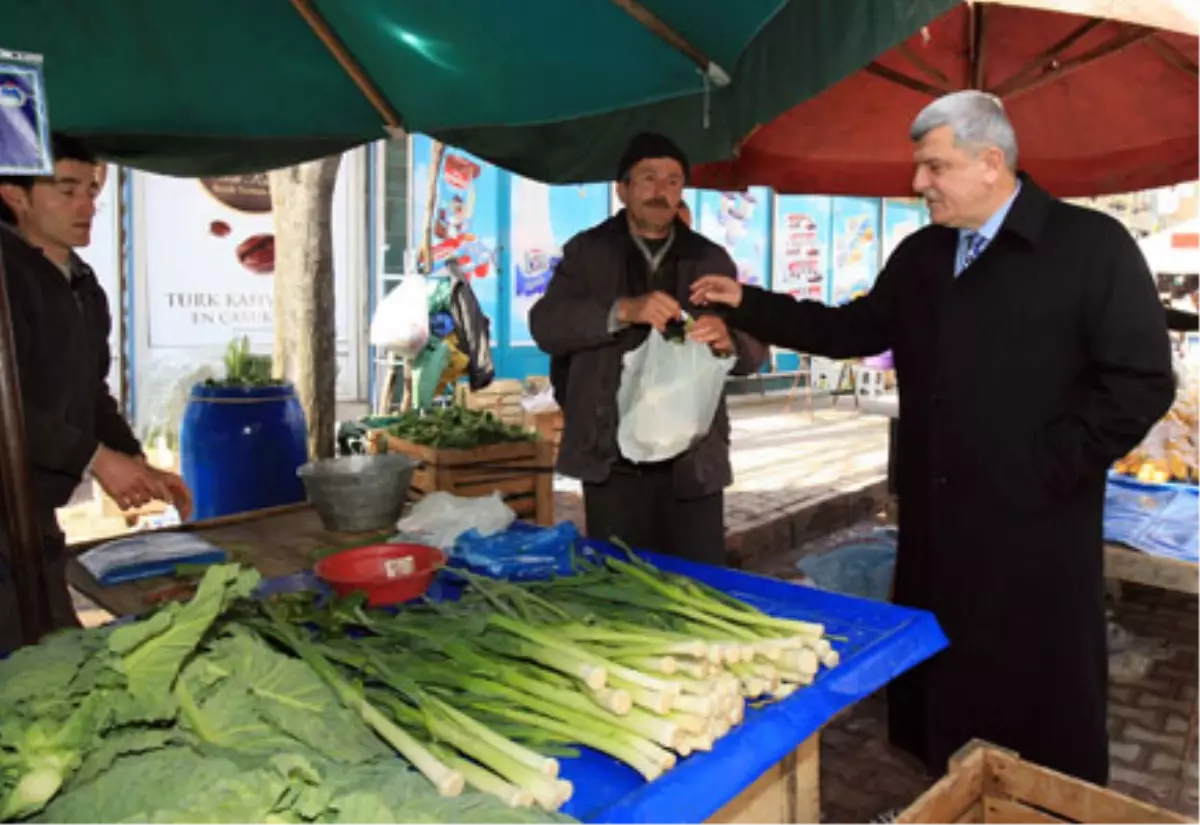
[[0, 233, 54, 646]]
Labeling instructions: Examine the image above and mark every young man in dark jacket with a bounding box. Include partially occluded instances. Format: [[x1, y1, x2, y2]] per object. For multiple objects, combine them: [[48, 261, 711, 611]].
[[531, 133, 766, 565], [0, 133, 191, 650]]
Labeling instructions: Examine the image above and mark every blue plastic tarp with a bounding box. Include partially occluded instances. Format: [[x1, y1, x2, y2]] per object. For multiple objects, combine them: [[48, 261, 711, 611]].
[[256, 537, 948, 824], [1104, 474, 1199, 563]]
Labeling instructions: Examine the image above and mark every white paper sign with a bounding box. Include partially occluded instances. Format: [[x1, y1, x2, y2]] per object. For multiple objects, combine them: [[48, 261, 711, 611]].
[[142, 166, 351, 349]]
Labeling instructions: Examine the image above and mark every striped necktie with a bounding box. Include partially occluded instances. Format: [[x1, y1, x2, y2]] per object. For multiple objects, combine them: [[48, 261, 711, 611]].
[[963, 231, 987, 269]]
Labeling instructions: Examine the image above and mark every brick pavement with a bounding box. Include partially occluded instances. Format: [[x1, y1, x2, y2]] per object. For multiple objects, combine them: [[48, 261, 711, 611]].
[[763, 524, 1200, 822], [1106, 584, 1199, 817]]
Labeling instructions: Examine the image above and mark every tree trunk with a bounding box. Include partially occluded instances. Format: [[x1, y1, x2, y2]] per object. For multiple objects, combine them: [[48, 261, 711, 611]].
[[269, 155, 342, 459]]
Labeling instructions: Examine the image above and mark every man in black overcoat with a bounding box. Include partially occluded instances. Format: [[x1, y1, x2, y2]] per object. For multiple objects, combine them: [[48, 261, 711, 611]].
[[691, 91, 1175, 784]]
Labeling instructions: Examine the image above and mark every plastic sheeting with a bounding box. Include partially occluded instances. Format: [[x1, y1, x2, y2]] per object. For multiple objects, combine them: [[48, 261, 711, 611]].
[[450, 521, 582, 580], [796, 529, 898, 602], [1104, 474, 1199, 563]]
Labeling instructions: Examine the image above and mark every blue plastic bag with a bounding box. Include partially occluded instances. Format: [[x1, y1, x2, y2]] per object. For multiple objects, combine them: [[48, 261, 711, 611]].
[[77, 533, 227, 586], [429, 311, 456, 339], [450, 521, 582, 580]]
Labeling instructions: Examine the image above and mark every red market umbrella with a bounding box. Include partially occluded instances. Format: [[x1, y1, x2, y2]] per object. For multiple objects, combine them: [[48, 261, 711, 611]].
[[692, 0, 1199, 197]]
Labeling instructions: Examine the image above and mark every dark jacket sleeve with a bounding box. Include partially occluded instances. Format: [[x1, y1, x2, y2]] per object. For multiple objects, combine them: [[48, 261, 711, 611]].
[[530, 236, 616, 357], [93, 293, 141, 457], [690, 247, 767, 376], [1165, 306, 1199, 333], [6, 283, 99, 479], [1034, 223, 1175, 496], [728, 249, 898, 359]]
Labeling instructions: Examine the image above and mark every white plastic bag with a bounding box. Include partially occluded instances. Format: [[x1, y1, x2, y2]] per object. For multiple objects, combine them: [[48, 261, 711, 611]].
[[395, 491, 515, 549], [616, 330, 736, 463], [521, 387, 558, 415], [370, 274, 429, 357]]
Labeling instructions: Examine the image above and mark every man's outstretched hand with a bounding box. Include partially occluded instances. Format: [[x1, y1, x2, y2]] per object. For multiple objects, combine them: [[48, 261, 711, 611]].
[[93, 446, 193, 519], [691, 275, 744, 309], [687, 315, 734, 354], [617, 291, 681, 333]]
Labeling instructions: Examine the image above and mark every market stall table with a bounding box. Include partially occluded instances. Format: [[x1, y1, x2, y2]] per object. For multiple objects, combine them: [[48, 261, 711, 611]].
[[67, 506, 948, 823], [1103, 541, 1199, 594], [65, 503, 383, 618], [856, 395, 1200, 593]]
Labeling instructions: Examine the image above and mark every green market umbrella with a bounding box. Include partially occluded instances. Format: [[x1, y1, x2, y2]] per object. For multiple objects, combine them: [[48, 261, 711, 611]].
[[3, 0, 955, 177], [0, 0, 953, 644]]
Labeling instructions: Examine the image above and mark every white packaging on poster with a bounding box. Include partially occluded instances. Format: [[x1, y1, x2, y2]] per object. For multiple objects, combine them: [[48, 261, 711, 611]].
[[616, 331, 735, 463], [369, 274, 429, 357]]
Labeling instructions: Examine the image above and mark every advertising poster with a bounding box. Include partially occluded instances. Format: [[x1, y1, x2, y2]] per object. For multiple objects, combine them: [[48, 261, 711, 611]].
[[773, 195, 832, 302], [830, 197, 881, 306], [510, 179, 610, 346], [143, 169, 352, 349], [0, 50, 52, 175], [696, 188, 770, 288], [882, 198, 926, 264], [409, 135, 500, 341], [680, 188, 699, 228]]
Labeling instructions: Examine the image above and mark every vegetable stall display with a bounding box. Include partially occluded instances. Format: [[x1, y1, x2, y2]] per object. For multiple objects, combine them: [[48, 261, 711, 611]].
[[369, 406, 555, 526], [375, 406, 535, 450], [1113, 364, 1198, 484], [0, 551, 842, 822]]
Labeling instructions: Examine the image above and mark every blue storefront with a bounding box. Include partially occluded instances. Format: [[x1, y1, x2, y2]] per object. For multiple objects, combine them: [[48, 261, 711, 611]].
[[374, 135, 930, 387]]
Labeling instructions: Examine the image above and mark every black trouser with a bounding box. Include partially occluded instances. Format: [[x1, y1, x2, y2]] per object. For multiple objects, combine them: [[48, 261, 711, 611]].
[[0, 528, 82, 654], [583, 462, 726, 566]]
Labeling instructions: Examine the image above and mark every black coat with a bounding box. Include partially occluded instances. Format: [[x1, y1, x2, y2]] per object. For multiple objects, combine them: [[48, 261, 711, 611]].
[[0, 224, 141, 533], [531, 212, 767, 498], [1165, 306, 1199, 332], [727, 178, 1174, 783]]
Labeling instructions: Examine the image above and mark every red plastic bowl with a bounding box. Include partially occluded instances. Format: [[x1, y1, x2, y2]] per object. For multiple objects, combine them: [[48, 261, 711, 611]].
[[314, 543, 445, 606]]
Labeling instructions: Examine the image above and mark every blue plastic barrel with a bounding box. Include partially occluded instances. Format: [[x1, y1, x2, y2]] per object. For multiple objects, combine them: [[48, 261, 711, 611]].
[[179, 383, 309, 520]]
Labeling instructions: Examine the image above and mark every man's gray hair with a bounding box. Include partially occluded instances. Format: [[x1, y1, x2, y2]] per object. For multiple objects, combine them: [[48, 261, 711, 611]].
[[910, 90, 1018, 171]]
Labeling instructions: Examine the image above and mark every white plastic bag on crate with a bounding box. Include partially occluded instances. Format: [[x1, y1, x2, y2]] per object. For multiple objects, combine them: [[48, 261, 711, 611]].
[[616, 330, 736, 463], [521, 387, 558, 415], [395, 491, 515, 550], [369, 274, 430, 357]]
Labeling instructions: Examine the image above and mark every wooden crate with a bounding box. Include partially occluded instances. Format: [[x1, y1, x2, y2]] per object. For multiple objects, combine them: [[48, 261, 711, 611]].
[[456, 379, 527, 428], [898, 740, 1190, 824], [708, 733, 819, 823], [375, 433, 555, 526], [525, 408, 564, 466]]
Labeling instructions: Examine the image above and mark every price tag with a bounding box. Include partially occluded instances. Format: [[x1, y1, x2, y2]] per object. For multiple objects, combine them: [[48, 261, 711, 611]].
[[383, 556, 416, 579]]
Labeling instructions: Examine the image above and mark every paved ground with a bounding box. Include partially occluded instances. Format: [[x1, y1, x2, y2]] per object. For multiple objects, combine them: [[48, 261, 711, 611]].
[[772, 521, 1200, 822]]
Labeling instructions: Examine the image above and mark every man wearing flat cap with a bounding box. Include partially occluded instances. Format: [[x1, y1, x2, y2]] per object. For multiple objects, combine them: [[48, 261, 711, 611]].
[[531, 133, 766, 565]]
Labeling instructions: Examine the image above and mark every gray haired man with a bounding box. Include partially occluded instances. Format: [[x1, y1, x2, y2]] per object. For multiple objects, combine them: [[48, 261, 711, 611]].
[[692, 90, 1174, 784]]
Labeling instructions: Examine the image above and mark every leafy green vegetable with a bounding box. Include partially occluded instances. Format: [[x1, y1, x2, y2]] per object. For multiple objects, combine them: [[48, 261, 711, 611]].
[[381, 405, 535, 450], [109, 565, 260, 705], [1, 561, 577, 823], [204, 335, 282, 389], [175, 629, 387, 764], [0, 630, 109, 708]]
